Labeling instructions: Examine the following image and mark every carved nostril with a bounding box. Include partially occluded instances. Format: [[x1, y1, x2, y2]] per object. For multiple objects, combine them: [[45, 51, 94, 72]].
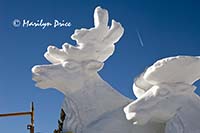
[[32, 66, 42, 73]]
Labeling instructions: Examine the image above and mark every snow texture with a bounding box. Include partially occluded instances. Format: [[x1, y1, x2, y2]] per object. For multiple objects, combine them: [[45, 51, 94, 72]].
[[124, 56, 200, 133], [32, 6, 165, 133]]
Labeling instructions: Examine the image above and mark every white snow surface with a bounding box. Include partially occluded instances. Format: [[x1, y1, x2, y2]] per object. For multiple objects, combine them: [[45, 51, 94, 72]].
[[32, 5, 200, 133], [32, 6, 165, 133], [133, 56, 200, 98], [43, 6, 124, 64], [125, 56, 200, 133]]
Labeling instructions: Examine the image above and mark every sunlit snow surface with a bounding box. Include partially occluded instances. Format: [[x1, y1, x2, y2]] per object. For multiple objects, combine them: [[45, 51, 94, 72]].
[[32, 6, 165, 133], [125, 56, 200, 133]]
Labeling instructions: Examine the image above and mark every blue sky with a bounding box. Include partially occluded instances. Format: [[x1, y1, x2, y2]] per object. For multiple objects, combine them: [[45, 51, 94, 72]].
[[1, 0, 200, 132]]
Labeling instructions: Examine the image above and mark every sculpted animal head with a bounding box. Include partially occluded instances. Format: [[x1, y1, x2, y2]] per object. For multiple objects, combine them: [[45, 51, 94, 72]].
[[32, 59, 103, 92], [124, 56, 200, 125], [32, 7, 124, 94], [124, 82, 196, 125]]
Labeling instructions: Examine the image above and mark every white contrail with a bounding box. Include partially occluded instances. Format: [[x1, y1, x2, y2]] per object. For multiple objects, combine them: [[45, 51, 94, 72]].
[[136, 30, 144, 47]]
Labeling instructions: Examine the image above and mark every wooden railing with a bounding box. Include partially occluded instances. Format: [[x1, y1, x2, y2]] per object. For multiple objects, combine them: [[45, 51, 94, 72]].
[[0, 102, 34, 133]]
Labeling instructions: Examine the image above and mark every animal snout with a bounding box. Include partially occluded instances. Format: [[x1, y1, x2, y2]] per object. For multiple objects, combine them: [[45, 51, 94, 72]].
[[32, 65, 44, 73]]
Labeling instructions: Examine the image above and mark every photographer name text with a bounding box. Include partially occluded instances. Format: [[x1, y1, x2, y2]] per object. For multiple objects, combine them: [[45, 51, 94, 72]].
[[13, 19, 72, 29]]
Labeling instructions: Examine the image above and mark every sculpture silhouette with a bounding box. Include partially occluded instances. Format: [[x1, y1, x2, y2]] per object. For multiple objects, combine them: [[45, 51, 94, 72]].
[[124, 56, 200, 133], [32, 7, 164, 133]]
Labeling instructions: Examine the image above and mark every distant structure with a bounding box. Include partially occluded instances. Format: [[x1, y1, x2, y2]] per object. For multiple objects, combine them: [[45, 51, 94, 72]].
[[32, 7, 165, 133], [0, 102, 34, 133]]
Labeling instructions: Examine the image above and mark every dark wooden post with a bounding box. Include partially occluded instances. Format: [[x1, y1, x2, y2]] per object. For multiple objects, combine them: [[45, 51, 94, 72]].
[[28, 102, 34, 133], [0, 102, 35, 133]]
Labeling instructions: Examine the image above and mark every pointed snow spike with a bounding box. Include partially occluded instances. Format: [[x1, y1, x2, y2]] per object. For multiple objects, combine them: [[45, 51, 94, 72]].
[[103, 19, 124, 44], [94, 6, 109, 28]]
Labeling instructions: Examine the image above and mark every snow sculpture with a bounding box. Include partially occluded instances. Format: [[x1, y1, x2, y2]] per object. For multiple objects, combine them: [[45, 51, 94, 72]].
[[32, 7, 165, 133], [124, 56, 200, 133]]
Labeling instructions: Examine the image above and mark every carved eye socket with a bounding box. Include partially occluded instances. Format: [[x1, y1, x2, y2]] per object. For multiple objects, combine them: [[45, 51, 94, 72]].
[[62, 61, 79, 71]]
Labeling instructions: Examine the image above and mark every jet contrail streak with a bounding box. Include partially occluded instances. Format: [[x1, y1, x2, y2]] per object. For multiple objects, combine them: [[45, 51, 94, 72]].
[[136, 30, 144, 47]]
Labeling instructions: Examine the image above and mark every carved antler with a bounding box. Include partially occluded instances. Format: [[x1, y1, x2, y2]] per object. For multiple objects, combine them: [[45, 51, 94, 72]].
[[44, 6, 124, 64], [133, 56, 200, 98]]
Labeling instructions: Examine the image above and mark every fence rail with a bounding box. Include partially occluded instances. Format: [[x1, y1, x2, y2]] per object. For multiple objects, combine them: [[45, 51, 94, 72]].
[[0, 102, 34, 133]]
